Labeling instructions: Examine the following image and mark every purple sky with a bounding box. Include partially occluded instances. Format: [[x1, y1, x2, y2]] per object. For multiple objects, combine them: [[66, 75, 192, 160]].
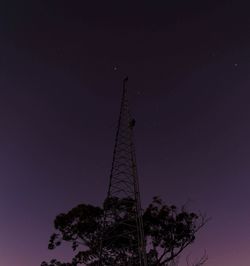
[[1, 1, 250, 265]]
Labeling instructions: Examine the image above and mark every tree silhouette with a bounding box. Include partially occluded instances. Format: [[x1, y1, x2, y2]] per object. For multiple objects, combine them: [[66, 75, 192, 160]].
[[41, 197, 207, 266]]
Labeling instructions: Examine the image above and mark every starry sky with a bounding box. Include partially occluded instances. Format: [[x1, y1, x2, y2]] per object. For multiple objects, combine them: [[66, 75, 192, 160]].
[[1, 1, 250, 265]]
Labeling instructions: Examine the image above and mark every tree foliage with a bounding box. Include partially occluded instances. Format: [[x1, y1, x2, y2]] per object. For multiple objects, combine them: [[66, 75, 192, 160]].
[[42, 197, 207, 266]]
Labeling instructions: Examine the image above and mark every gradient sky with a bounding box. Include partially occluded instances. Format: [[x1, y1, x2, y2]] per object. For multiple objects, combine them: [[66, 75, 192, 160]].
[[1, 1, 250, 265]]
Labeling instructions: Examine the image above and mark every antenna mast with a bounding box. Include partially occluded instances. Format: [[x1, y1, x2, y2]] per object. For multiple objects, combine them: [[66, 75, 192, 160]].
[[98, 77, 147, 266]]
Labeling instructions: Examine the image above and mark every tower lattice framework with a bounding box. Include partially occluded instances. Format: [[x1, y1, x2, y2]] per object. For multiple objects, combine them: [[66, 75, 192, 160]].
[[98, 78, 147, 266]]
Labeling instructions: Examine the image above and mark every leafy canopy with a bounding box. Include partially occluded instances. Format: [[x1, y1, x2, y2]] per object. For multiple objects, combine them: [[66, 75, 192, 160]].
[[42, 197, 207, 266]]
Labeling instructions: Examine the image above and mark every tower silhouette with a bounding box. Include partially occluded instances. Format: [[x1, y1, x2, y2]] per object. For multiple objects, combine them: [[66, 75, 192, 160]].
[[98, 78, 147, 266]]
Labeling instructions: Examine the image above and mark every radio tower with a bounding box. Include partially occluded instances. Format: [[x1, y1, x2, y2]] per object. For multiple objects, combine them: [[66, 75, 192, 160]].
[[98, 77, 147, 266]]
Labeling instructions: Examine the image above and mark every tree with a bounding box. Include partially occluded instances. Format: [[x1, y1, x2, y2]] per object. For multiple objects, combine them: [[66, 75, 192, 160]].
[[41, 197, 208, 266]]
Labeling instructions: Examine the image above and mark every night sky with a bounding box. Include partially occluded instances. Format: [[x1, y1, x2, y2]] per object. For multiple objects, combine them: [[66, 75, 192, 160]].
[[1, 1, 250, 265]]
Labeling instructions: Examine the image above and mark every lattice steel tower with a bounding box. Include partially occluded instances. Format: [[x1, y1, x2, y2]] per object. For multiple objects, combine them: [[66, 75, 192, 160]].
[[98, 78, 147, 266]]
